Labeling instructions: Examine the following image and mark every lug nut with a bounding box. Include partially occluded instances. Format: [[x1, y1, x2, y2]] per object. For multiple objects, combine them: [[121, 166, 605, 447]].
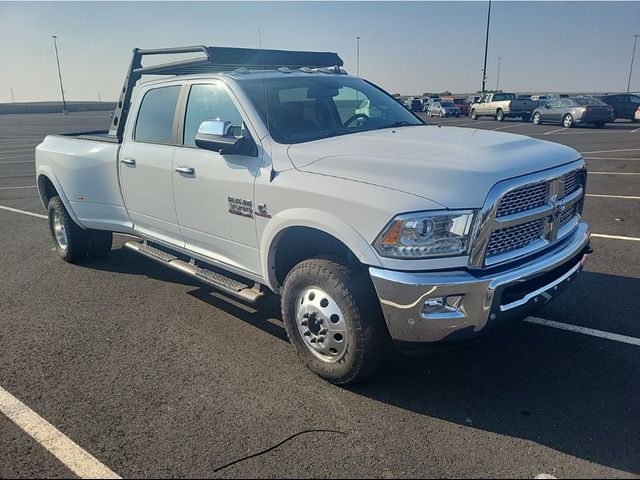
[[301, 320, 308, 326], [317, 318, 324, 325], [303, 331, 311, 336], [319, 329, 328, 335], [318, 337, 325, 343], [310, 338, 317, 343]]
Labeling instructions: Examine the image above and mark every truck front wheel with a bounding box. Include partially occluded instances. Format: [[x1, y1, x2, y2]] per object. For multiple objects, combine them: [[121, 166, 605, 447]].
[[281, 258, 389, 384], [48, 196, 90, 263], [88, 230, 113, 258], [470, 109, 478, 120]]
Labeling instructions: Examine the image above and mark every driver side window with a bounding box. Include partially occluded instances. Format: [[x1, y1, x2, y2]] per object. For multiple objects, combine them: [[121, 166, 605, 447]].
[[183, 84, 244, 147]]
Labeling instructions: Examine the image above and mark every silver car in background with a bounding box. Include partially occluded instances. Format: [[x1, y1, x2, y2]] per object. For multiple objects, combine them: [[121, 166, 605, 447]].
[[532, 97, 614, 128], [427, 100, 461, 117]]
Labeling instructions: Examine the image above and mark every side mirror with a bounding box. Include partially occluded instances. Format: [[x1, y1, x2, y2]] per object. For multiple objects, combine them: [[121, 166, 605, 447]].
[[195, 120, 241, 152]]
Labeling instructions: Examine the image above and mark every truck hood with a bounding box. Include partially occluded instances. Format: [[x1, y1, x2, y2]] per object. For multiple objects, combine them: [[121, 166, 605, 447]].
[[287, 125, 581, 209]]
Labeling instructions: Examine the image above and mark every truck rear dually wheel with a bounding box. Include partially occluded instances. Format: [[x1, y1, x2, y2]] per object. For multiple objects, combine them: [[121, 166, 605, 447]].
[[281, 258, 389, 384], [48, 196, 90, 263]]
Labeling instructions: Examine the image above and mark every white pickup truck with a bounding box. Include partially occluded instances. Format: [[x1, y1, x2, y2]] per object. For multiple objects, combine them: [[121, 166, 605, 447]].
[[36, 46, 591, 384], [470, 92, 537, 122]]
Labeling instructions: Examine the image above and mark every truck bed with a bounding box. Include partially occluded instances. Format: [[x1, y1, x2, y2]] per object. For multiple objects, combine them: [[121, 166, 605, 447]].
[[59, 130, 121, 143], [35, 134, 133, 233]]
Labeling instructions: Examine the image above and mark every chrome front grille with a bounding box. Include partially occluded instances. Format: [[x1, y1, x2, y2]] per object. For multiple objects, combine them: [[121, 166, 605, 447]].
[[469, 163, 586, 268], [496, 182, 550, 217], [486, 218, 545, 256]]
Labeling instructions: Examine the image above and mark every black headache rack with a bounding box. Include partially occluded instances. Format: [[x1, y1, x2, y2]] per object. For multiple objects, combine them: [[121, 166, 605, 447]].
[[108, 45, 344, 141]]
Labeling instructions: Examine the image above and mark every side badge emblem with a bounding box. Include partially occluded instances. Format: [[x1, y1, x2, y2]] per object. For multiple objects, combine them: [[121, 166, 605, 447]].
[[255, 203, 271, 218]]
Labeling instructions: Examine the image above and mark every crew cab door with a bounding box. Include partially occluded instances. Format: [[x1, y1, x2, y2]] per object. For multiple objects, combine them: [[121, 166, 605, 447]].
[[172, 82, 263, 275], [119, 84, 184, 246]]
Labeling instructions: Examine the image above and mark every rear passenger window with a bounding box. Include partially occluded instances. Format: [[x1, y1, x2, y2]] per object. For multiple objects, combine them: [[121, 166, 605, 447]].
[[134, 86, 181, 144]]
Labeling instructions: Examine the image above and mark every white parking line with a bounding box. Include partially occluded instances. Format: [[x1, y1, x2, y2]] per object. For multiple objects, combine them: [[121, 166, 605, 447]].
[[632, 127, 640, 133], [584, 157, 640, 160], [588, 171, 640, 175], [582, 148, 640, 154], [456, 120, 495, 127], [0, 385, 120, 479], [544, 127, 567, 135], [492, 123, 528, 131], [586, 193, 640, 200], [0, 185, 37, 190], [525, 317, 640, 347], [0, 205, 47, 219], [591, 233, 640, 242], [0, 154, 33, 160]]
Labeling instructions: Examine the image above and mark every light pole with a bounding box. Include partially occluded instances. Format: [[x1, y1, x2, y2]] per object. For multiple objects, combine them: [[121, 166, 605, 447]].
[[356, 36, 360, 77], [481, 0, 492, 94], [627, 34, 640, 93], [51, 35, 68, 114], [496, 56, 502, 91]]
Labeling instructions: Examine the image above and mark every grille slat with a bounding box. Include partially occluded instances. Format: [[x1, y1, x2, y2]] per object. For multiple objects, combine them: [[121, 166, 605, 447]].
[[496, 182, 549, 217], [563, 171, 579, 196], [487, 219, 545, 256]]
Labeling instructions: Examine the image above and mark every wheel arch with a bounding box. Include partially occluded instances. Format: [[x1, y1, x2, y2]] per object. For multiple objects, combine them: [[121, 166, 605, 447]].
[[260, 209, 382, 293], [36, 168, 83, 227]]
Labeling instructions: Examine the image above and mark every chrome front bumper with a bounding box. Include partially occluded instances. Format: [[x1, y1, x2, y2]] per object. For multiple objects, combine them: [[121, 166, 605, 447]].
[[369, 222, 590, 345]]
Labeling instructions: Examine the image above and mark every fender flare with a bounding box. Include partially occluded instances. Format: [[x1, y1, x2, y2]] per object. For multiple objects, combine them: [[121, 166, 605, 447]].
[[36, 166, 84, 228], [259, 208, 383, 292]]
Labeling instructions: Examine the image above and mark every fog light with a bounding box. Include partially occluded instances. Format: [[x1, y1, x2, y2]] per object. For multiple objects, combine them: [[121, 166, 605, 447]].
[[421, 296, 464, 317]]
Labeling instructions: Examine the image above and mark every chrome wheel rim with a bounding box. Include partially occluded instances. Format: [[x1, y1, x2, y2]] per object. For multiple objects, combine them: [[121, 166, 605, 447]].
[[534, 113, 540, 124], [295, 287, 348, 363], [564, 115, 572, 127], [52, 210, 68, 251]]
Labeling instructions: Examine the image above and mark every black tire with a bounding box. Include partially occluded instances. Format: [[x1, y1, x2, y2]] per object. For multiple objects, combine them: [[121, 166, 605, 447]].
[[47, 196, 90, 263], [593, 122, 605, 129], [533, 112, 542, 125], [470, 109, 478, 120], [87, 230, 113, 258], [496, 109, 505, 122], [563, 114, 574, 128], [281, 258, 389, 385]]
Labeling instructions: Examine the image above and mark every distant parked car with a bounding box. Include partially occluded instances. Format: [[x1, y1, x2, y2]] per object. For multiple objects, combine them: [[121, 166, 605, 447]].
[[466, 95, 481, 105], [531, 95, 549, 102], [428, 100, 461, 118], [532, 97, 614, 128], [442, 97, 470, 116], [594, 94, 640, 122], [404, 97, 423, 112]]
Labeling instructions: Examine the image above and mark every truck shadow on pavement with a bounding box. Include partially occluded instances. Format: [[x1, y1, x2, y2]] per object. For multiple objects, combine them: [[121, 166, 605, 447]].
[[348, 271, 640, 475]]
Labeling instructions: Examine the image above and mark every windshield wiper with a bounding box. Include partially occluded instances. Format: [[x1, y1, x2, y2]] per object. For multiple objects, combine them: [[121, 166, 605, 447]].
[[376, 121, 423, 130]]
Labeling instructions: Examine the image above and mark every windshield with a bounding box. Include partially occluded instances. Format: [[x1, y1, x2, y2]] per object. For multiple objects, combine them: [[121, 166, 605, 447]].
[[238, 75, 424, 144]]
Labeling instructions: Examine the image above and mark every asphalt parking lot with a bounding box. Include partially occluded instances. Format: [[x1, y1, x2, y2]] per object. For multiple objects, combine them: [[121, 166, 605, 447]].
[[0, 111, 639, 479]]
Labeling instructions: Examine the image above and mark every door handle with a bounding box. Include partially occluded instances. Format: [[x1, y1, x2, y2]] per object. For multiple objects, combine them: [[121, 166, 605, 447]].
[[175, 166, 196, 176], [120, 158, 136, 166]]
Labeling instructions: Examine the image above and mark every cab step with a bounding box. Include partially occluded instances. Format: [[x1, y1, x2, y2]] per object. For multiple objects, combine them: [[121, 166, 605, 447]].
[[124, 241, 264, 304]]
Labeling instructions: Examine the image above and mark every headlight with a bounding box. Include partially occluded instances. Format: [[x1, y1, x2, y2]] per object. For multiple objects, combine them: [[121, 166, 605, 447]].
[[374, 210, 476, 259]]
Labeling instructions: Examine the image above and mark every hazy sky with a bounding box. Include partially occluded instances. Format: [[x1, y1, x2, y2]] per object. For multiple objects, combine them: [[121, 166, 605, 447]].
[[1, 1, 639, 102]]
